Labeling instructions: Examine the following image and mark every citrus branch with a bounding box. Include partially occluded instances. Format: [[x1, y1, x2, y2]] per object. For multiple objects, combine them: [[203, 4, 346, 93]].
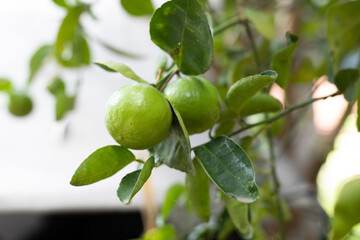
[[228, 91, 342, 137], [213, 16, 245, 35]]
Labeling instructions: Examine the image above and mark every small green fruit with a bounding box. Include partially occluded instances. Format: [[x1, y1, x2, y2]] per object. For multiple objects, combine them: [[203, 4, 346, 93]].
[[105, 83, 172, 150], [8, 91, 33, 117]]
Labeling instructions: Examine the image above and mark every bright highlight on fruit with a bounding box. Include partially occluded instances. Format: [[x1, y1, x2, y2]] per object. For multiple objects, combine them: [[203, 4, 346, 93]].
[[105, 83, 172, 150], [164, 76, 221, 134]]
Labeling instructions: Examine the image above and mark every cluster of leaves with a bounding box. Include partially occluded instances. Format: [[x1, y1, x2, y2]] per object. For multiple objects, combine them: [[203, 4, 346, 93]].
[[70, 0, 360, 239]]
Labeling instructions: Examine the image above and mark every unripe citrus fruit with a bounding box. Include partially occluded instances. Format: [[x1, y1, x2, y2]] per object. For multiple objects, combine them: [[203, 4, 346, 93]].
[[8, 91, 33, 117], [105, 83, 172, 150], [164, 76, 221, 134]]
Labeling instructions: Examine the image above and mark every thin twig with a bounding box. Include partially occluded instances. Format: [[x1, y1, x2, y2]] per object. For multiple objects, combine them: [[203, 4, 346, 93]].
[[228, 91, 342, 137], [213, 16, 245, 36], [243, 20, 261, 72]]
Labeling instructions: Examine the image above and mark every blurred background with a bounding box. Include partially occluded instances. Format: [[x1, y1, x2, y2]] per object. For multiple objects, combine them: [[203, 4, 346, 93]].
[[1, 0, 360, 239]]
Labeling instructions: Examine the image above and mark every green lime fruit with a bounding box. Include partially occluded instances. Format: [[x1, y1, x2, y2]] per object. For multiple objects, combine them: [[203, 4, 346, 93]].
[[8, 91, 33, 117], [105, 83, 172, 150], [164, 76, 221, 135]]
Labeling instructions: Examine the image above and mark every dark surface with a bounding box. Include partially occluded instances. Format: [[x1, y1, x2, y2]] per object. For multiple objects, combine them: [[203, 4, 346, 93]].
[[0, 211, 143, 240]]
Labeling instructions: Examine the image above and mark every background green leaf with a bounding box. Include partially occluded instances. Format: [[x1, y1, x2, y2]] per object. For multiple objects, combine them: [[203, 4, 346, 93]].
[[150, 0, 213, 75], [331, 177, 360, 240], [151, 105, 194, 174], [270, 32, 299, 89], [327, 1, 360, 68], [117, 157, 154, 204], [334, 69, 359, 97], [120, 0, 154, 16], [143, 225, 176, 240], [55, 6, 90, 67], [185, 158, 210, 222], [0, 78, 12, 92], [213, 120, 236, 138], [224, 194, 252, 238], [194, 136, 259, 203], [95, 61, 148, 84], [244, 8, 275, 40], [28, 44, 53, 84], [160, 183, 185, 223], [225, 71, 278, 113], [70, 145, 135, 186]]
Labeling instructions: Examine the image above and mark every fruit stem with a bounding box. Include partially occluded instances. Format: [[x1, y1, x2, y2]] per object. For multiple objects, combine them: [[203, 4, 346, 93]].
[[228, 91, 342, 137], [159, 69, 179, 92]]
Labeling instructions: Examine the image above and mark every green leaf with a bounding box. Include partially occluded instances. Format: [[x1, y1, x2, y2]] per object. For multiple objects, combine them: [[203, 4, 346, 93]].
[[47, 77, 66, 95], [95, 38, 141, 59], [117, 157, 154, 204], [224, 194, 252, 238], [213, 120, 236, 138], [150, 0, 213, 75], [143, 225, 176, 240], [0, 78, 12, 92], [52, 0, 69, 8], [216, 210, 235, 240], [55, 6, 90, 67], [187, 220, 218, 240], [270, 32, 299, 89], [55, 93, 75, 121], [239, 93, 283, 117], [185, 158, 210, 222], [120, 0, 154, 16], [225, 70, 278, 113], [331, 177, 360, 240], [28, 44, 53, 84], [327, 1, 360, 68], [94, 61, 148, 84], [291, 57, 317, 83], [194, 136, 259, 203], [334, 69, 359, 95], [70, 145, 135, 186], [161, 183, 185, 222], [244, 7, 275, 40], [151, 105, 194, 174]]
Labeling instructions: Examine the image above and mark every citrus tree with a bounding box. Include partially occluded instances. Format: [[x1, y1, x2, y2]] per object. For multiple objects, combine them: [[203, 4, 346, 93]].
[[1, 0, 360, 239]]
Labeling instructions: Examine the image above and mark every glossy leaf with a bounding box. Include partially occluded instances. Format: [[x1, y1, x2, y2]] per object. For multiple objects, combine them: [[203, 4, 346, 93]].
[[239, 93, 283, 117], [151, 105, 194, 174], [55, 6, 90, 67], [28, 44, 53, 84], [225, 70, 278, 113], [244, 8, 275, 40], [334, 69, 359, 95], [194, 136, 259, 203], [70, 145, 135, 186], [161, 183, 185, 222], [0, 78, 12, 92], [120, 0, 154, 16], [213, 120, 236, 138], [185, 158, 210, 222], [150, 0, 213, 75], [327, 1, 360, 68], [143, 225, 176, 240], [117, 157, 154, 204], [331, 177, 360, 240], [270, 32, 298, 89], [224, 194, 252, 238], [95, 61, 148, 84]]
